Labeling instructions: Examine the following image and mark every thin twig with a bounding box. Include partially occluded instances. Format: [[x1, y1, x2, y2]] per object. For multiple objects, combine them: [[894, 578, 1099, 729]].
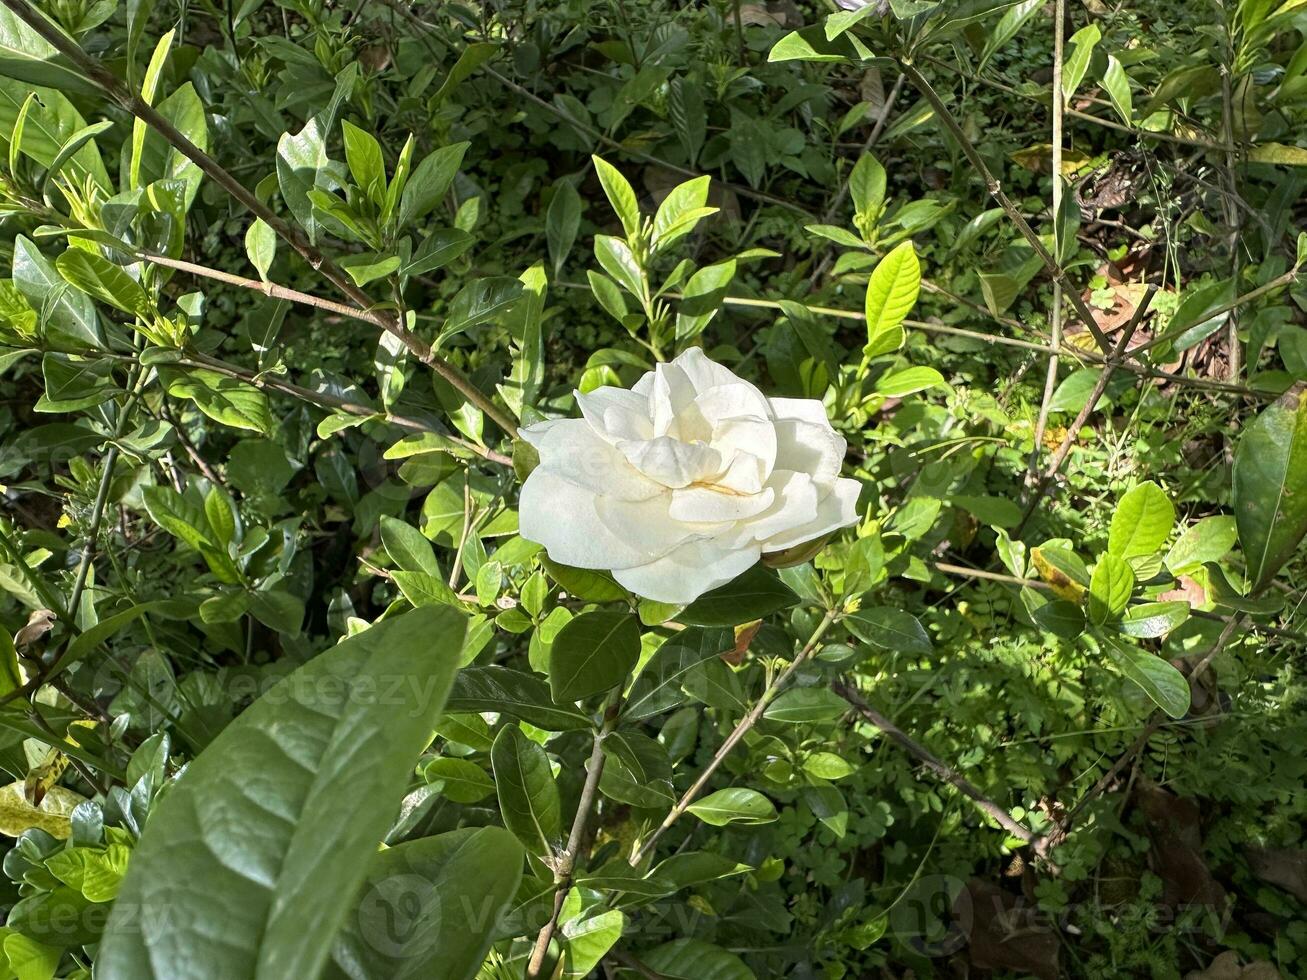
[[832, 681, 1040, 849], [897, 58, 1112, 354], [1030, 0, 1068, 480], [526, 694, 622, 978], [630, 609, 838, 868], [1017, 286, 1158, 531]]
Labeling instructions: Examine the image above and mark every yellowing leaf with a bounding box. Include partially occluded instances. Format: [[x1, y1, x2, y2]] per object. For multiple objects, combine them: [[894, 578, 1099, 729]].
[[0, 781, 87, 839]]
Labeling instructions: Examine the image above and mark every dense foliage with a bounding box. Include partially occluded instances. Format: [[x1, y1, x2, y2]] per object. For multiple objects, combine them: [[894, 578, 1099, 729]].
[[0, 0, 1305, 977]]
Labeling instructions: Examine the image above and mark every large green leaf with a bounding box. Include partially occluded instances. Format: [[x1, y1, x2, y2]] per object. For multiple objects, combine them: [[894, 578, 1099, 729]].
[[97, 606, 467, 980], [863, 241, 920, 358], [1103, 638, 1190, 719], [1232, 389, 1307, 592], [0, 10, 96, 96], [12, 236, 105, 350], [325, 828, 523, 980], [1107, 482, 1175, 561], [491, 724, 561, 856], [548, 611, 640, 702], [158, 366, 274, 436], [447, 666, 592, 731], [623, 628, 731, 722], [678, 566, 798, 627]]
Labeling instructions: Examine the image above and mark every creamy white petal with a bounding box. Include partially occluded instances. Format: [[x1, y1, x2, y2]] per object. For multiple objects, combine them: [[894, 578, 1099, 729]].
[[618, 436, 722, 489], [735, 469, 820, 543], [529, 418, 663, 501], [612, 537, 763, 604], [669, 486, 775, 524], [669, 346, 748, 394], [767, 396, 830, 426], [773, 417, 846, 482], [712, 450, 769, 496], [575, 386, 652, 444], [520, 469, 685, 570], [593, 492, 708, 560], [649, 361, 699, 437], [518, 418, 570, 449], [761, 476, 861, 552]]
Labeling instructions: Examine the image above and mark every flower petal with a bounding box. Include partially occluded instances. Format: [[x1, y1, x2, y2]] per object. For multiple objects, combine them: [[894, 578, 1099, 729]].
[[519, 469, 687, 570], [618, 436, 722, 489], [612, 537, 762, 604], [529, 418, 663, 501], [772, 417, 846, 482], [761, 476, 861, 552], [668, 486, 775, 524], [575, 386, 652, 444], [736, 469, 820, 543]]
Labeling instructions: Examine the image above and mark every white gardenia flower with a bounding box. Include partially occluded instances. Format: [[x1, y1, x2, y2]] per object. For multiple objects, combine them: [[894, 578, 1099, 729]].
[[518, 348, 861, 604]]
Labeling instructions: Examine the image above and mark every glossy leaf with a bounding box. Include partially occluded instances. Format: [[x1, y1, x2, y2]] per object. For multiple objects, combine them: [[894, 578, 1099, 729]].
[[491, 724, 562, 856], [98, 606, 467, 980], [549, 610, 640, 702], [864, 241, 920, 358], [1232, 390, 1307, 592]]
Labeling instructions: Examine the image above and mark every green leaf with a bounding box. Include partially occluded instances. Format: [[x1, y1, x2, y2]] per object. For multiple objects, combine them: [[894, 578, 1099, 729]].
[[448, 666, 592, 731], [562, 910, 626, 978], [1103, 638, 1190, 719], [491, 724, 562, 856], [1108, 482, 1175, 561], [845, 607, 933, 655], [392, 570, 460, 609], [97, 606, 467, 980], [653, 175, 714, 253], [549, 610, 640, 702], [1088, 554, 1135, 625], [1117, 601, 1190, 639], [402, 227, 473, 278], [763, 687, 849, 723], [433, 42, 497, 102], [0, 77, 109, 189], [1100, 55, 1134, 125], [1062, 24, 1101, 105], [678, 566, 798, 626], [380, 515, 440, 576], [675, 259, 736, 342], [0, 630, 21, 697], [43, 119, 113, 185], [245, 219, 276, 281], [594, 234, 644, 298], [864, 242, 920, 358], [158, 366, 274, 436], [1164, 516, 1237, 576], [437, 276, 524, 346], [599, 731, 675, 808], [0, 8, 96, 95], [623, 628, 731, 722], [591, 155, 641, 239], [686, 788, 777, 826], [547, 180, 583, 274], [327, 828, 522, 980], [276, 68, 354, 244], [398, 142, 468, 228], [768, 25, 873, 63], [1232, 390, 1307, 592], [1204, 561, 1285, 615], [12, 235, 104, 350], [1030, 598, 1086, 639], [424, 757, 494, 803], [36, 352, 116, 412], [849, 153, 886, 226], [55, 249, 150, 317], [341, 119, 386, 206], [874, 366, 946, 397]]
